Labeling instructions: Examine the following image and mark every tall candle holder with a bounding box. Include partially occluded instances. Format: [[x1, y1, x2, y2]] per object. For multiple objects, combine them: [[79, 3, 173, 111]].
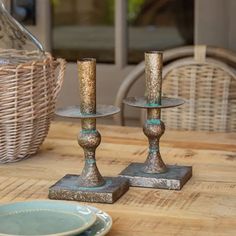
[[49, 58, 129, 203], [119, 51, 192, 190]]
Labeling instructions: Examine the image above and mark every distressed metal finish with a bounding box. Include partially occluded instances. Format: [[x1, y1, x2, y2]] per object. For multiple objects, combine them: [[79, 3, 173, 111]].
[[120, 51, 192, 189], [145, 51, 162, 105], [78, 129, 104, 187], [145, 51, 166, 174], [50, 58, 129, 203], [119, 163, 192, 190], [77, 58, 104, 187], [49, 175, 129, 204], [78, 58, 96, 115], [78, 59, 96, 131], [143, 118, 167, 173], [123, 96, 184, 109], [56, 105, 120, 119]]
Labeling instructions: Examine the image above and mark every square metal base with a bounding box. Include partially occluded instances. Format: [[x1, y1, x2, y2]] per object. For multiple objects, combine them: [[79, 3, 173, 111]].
[[119, 163, 192, 190], [48, 174, 129, 204]]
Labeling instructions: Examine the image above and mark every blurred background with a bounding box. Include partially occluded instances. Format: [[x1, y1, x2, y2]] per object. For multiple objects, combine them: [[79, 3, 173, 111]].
[[5, 0, 236, 123]]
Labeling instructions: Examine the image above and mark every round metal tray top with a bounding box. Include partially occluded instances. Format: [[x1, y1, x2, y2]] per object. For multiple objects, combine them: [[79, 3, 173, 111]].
[[56, 104, 120, 118], [123, 96, 185, 109]]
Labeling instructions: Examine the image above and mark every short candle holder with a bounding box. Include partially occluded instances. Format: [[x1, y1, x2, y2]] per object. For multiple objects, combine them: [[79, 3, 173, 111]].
[[119, 51, 192, 190], [49, 58, 129, 203]]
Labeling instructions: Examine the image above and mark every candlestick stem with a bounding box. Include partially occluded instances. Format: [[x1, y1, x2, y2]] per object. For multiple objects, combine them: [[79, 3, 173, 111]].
[[145, 51, 162, 106], [77, 58, 104, 187], [119, 51, 192, 190], [49, 59, 128, 203], [143, 51, 167, 173]]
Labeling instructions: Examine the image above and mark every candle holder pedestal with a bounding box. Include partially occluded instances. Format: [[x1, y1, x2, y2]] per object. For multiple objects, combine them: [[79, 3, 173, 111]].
[[49, 59, 129, 203], [120, 163, 192, 190], [49, 105, 129, 203], [119, 98, 192, 190], [119, 52, 192, 190]]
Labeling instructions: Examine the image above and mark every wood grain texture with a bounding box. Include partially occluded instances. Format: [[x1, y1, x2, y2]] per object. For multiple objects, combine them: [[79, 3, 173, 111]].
[[0, 121, 235, 235]]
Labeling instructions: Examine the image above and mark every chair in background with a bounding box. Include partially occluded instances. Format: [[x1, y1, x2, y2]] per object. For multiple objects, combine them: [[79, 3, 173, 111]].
[[114, 45, 236, 132]]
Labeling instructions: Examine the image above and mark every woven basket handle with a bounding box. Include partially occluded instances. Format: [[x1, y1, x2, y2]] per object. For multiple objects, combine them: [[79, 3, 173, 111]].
[[53, 58, 66, 101]]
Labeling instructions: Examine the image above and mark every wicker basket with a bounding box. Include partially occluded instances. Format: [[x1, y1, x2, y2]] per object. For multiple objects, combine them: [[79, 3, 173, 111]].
[[162, 58, 236, 132], [0, 49, 66, 163]]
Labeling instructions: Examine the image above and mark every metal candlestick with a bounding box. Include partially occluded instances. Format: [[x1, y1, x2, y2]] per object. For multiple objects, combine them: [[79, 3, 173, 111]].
[[49, 58, 129, 203], [119, 51, 192, 190]]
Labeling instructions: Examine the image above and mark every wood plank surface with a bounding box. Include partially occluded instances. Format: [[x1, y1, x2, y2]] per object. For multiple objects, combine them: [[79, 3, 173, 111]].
[[0, 121, 236, 236]]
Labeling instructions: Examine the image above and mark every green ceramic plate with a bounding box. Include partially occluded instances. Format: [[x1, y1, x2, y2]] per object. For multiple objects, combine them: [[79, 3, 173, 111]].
[[0, 200, 97, 236], [80, 206, 112, 236]]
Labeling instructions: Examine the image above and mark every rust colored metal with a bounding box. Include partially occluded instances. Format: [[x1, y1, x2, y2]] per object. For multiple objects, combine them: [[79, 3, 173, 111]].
[[120, 163, 192, 190], [77, 129, 104, 187], [143, 118, 166, 173], [78, 58, 96, 131], [120, 51, 192, 190], [144, 51, 166, 173], [49, 58, 129, 203], [78, 58, 96, 115], [145, 51, 162, 106], [49, 175, 129, 204], [78, 58, 104, 187], [122, 96, 184, 109]]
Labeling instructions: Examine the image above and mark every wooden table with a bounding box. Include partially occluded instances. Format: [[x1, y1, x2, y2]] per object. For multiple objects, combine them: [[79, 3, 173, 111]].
[[0, 121, 236, 235]]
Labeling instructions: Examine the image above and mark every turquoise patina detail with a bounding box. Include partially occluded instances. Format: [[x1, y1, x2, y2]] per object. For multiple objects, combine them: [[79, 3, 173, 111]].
[[149, 147, 159, 153], [145, 102, 161, 107], [86, 159, 96, 164], [147, 119, 161, 125], [78, 179, 112, 191], [80, 129, 97, 134]]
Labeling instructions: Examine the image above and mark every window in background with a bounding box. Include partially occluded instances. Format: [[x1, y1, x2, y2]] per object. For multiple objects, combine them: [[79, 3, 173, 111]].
[[10, 0, 36, 25], [128, 0, 194, 64], [51, 0, 194, 65], [51, 0, 115, 63]]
